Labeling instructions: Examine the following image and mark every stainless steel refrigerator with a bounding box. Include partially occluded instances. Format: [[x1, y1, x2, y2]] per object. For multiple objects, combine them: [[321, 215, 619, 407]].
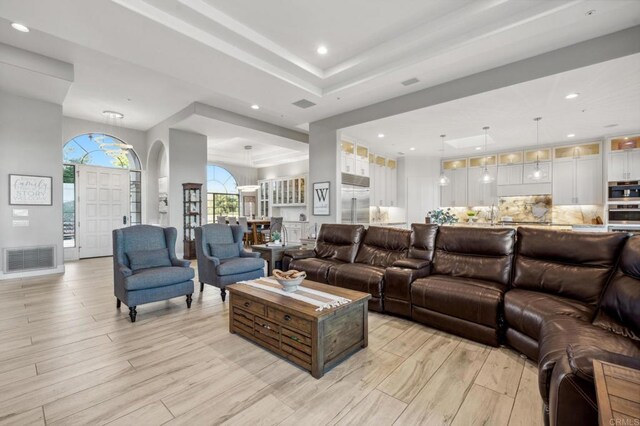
[[341, 173, 370, 224]]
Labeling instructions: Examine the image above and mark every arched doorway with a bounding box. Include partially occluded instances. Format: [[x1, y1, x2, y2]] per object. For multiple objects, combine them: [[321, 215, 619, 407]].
[[207, 165, 239, 222], [63, 133, 142, 258]]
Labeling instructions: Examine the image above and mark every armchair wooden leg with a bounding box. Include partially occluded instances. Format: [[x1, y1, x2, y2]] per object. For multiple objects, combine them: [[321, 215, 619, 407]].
[[186, 294, 193, 308], [129, 306, 137, 323], [220, 288, 227, 302], [200, 282, 204, 292], [116, 299, 121, 309]]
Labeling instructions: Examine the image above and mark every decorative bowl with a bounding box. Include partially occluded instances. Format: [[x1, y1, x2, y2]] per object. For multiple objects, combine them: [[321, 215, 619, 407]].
[[272, 270, 306, 292]]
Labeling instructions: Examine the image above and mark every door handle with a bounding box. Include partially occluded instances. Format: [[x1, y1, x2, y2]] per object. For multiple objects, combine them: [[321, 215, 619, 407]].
[[123, 215, 128, 225]]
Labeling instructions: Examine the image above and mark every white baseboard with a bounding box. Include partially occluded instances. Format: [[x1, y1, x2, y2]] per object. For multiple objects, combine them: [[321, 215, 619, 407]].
[[0, 265, 65, 280]]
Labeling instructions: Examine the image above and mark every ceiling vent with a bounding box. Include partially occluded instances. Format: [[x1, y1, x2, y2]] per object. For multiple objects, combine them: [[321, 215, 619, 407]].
[[292, 99, 317, 109], [401, 78, 420, 86]]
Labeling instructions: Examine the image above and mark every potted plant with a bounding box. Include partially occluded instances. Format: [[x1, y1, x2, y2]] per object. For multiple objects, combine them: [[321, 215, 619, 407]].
[[271, 230, 281, 244], [426, 208, 459, 225]]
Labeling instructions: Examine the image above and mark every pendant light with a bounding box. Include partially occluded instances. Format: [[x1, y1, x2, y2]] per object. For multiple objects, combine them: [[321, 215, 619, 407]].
[[479, 126, 494, 184], [529, 117, 544, 181], [438, 134, 450, 186]]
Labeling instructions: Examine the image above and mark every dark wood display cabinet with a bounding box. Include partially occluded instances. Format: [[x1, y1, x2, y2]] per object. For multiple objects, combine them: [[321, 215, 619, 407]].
[[182, 183, 202, 259]]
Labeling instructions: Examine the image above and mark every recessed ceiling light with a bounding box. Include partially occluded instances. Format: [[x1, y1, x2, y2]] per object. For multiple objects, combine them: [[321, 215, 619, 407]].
[[377, 133, 385, 138], [317, 45, 328, 55], [11, 22, 29, 32], [409, 147, 416, 151], [475, 146, 482, 150], [567, 133, 576, 138], [251, 104, 260, 110], [565, 93, 580, 99], [102, 110, 124, 119]]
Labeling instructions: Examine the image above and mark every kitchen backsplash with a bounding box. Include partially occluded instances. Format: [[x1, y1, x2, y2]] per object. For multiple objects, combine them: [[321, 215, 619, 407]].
[[447, 197, 604, 224]]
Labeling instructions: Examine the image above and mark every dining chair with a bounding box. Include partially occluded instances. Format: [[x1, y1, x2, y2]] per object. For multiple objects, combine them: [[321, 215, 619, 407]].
[[216, 216, 226, 224], [238, 217, 252, 246]]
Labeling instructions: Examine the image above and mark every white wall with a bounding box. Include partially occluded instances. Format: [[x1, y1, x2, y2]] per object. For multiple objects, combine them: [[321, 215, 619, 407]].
[[168, 129, 207, 257], [257, 159, 308, 180], [0, 91, 64, 279], [402, 156, 441, 225], [308, 123, 340, 225]]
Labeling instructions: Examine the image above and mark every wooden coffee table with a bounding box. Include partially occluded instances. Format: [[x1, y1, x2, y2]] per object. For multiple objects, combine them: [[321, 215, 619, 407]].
[[593, 359, 640, 425], [227, 279, 371, 378]]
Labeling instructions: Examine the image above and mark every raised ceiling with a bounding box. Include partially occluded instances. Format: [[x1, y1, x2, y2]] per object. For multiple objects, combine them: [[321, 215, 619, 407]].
[[342, 53, 640, 158], [0, 0, 639, 131]]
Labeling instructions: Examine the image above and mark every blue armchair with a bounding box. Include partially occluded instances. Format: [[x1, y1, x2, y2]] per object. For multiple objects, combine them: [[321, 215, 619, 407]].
[[113, 225, 195, 322], [195, 224, 264, 301]]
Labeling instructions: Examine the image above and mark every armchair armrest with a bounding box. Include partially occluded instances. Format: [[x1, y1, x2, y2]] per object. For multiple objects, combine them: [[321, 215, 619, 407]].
[[171, 258, 191, 268], [240, 250, 261, 258], [567, 344, 640, 382], [118, 265, 133, 277], [392, 258, 431, 270], [284, 248, 316, 260]]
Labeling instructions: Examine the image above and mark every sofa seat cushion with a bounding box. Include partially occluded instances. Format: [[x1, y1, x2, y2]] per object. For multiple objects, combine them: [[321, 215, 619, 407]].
[[289, 258, 344, 283], [504, 289, 595, 341], [125, 266, 195, 291], [328, 263, 386, 297], [411, 275, 507, 328], [216, 257, 264, 276], [538, 316, 640, 403]]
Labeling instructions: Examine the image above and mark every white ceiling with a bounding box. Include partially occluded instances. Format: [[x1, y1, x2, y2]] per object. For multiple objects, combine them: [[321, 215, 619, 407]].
[[0, 0, 639, 132], [172, 115, 308, 168], [342, 53, 640, 158]]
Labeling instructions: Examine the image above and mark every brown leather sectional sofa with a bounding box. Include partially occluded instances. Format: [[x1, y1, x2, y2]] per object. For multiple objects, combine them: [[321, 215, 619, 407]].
[[282, 223, 640, 426]]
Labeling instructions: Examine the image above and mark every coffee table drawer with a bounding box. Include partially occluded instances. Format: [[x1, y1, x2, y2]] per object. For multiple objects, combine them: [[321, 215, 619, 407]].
[[267, 307, 311, 334], [233, 295, 265, 316]]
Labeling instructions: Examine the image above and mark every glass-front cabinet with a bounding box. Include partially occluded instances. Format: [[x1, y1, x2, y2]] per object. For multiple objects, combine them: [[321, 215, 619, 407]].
[[341, 140, 370, 177], [258, 175, 307, 213], [258, 180, 270, 218]]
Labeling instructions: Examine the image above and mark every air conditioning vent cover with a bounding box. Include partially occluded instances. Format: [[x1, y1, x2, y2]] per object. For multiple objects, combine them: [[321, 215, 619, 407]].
[[4, 246, 56, 273], [292, 99, 316, 109]]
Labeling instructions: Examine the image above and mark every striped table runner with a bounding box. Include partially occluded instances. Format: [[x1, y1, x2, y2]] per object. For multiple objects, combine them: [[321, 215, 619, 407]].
[[238, 278, 351, 311]]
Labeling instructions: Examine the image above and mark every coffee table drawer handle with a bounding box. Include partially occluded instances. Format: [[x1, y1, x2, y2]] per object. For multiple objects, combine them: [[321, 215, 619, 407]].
[[261, 323, 271, 330], [244, 302, 250, 308], [284, 314, 291, 321]]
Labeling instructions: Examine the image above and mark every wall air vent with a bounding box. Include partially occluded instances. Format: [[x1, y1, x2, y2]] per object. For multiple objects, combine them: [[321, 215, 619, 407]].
[[292, 99, 317, 109], [4, 246, 56, 273], [401, 78, 420, 86]]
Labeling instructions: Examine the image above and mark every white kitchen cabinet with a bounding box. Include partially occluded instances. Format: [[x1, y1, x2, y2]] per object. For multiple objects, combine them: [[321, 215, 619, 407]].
[[497, 164, 523, 185], [522, 162, 552, 183], [440, 161, 468, 207], [373, 156, 387, 206], [553, 142, 602, 205], [468, 166, 498, 206], [385, 159, 397, 207], [608, 149, 640, 181]]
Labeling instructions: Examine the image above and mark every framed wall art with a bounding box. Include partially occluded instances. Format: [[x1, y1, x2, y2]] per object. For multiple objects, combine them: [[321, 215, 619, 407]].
[[9, 174, 53, 206], [312, 181, 330, 216]]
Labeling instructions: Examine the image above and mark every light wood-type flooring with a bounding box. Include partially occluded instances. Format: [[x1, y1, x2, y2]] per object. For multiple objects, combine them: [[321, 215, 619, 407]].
[[0, 257, 544, 425]]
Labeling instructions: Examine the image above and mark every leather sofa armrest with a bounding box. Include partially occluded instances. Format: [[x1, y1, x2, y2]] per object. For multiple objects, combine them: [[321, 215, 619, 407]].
[[384, 265, 431, 302], [171, 259, 191, 268], [284, 249, 316, 260], [240, 250, 261, 258], [567, 344, 640, 382], [392, 258, 431, 270]]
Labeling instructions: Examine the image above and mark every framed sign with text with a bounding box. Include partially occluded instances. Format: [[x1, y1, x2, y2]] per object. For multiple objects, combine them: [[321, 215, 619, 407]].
[[9, 174, 53, 206], [313, 181, 330, 216]]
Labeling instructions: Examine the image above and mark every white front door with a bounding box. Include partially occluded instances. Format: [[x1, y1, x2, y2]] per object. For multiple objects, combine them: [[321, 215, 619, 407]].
[[78, 165, 130, 258]]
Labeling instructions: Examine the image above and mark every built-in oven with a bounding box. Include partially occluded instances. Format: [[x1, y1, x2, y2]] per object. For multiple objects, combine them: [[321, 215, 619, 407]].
[[608, 226, 640, 236], [608, 204, 640, 225], [608, 181, 640, 202]]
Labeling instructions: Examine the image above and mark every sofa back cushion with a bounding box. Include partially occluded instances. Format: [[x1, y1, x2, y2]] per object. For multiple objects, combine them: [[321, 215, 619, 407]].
[[432, 226, 516, 286], [513, 228, 628, 305], [593, 236, 640, 340], [409, 224, 439, 261], [127, 248, 172, 271], [315, 224, 365, 263], [355, 226, 411, 268]]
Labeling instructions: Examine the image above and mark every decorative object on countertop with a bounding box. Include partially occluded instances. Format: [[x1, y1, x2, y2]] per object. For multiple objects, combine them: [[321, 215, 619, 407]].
[[426, 208, 459, 225], [271, 230, 281, 244], [272, 269, 306, 292], [479, 126, 495, 184], [438, 134, 450, 186], [466, 211, 478, 222]]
